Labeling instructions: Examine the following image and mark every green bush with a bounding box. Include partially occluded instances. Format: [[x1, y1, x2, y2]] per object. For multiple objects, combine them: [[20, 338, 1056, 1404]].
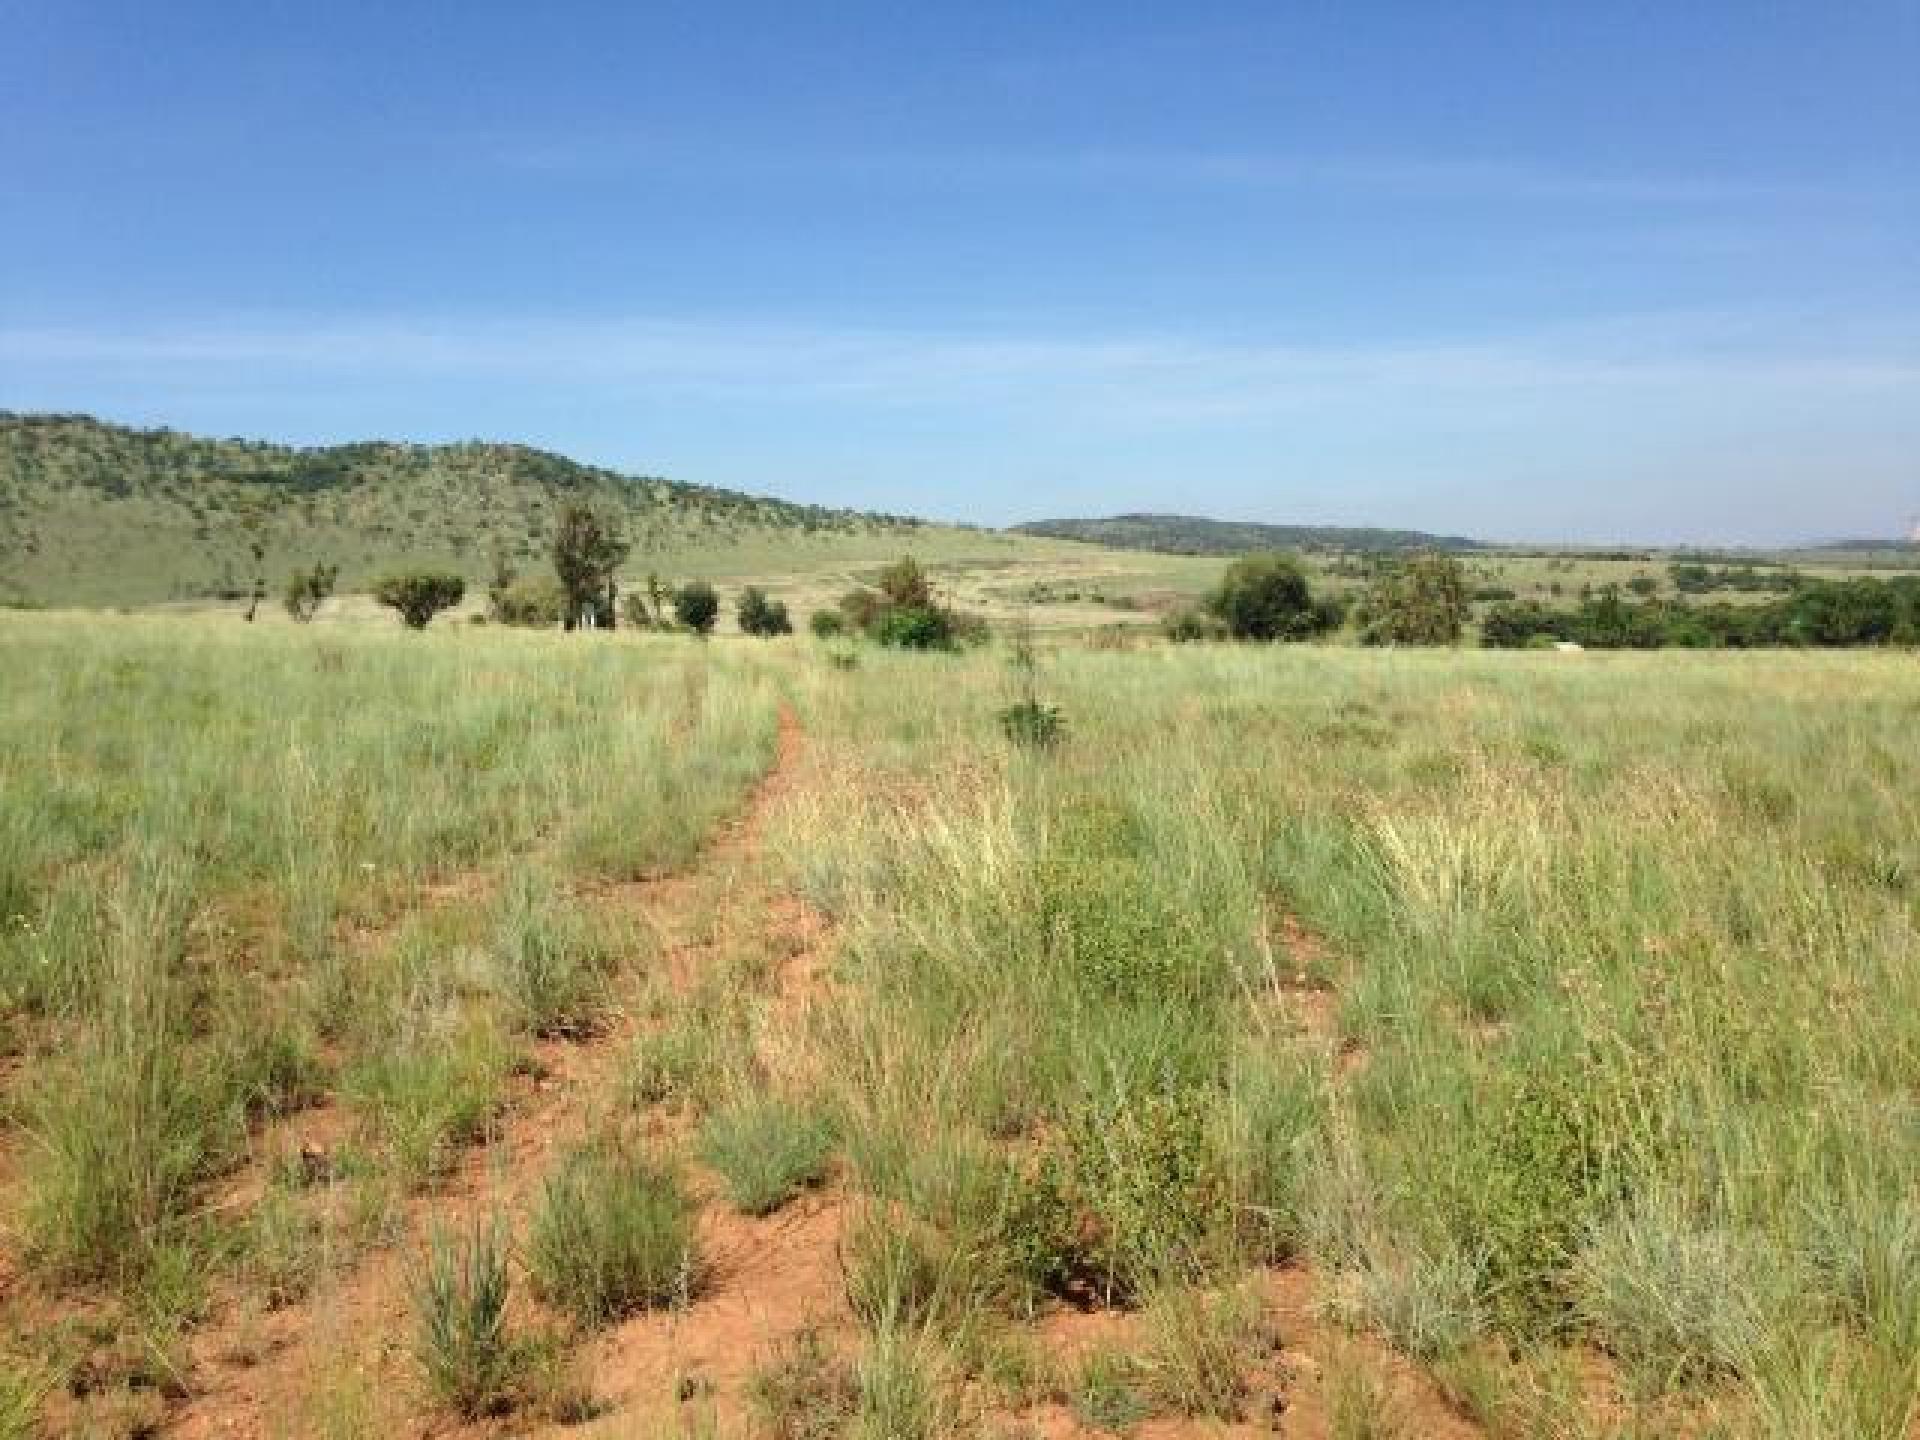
[[674, 581, 720, 635], [527, 1140, 699, 1325], [738, 585, 793, 637], [491, 575, 566, 627], [699, 1097, 835, 1215], [809, 608, 846, 638], [282, 561, 338, 622], [1206, 552, 1342, 642], [374, 571, 465, 628]]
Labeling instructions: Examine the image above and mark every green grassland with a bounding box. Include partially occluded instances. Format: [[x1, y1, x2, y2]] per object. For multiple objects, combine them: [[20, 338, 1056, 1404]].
[[2, 612, 1917, 1437]]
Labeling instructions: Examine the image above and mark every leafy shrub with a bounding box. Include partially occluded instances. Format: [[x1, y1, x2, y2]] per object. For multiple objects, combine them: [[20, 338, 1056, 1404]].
[[527, 1140, 700, 1325], [412, 1218, 521, 1418], [282, 561, 338, 622], [674, 581, 720, 635], [738, 586, 793, 636], [1206, 552, 1342, 641], [809, 608, 846, 638], [1357, 552, 1469, 645], [836, 556, 976, 650], [374, 571, 465, 628], [699, 1097, 835, 1215], [491, 575, 567, 627]]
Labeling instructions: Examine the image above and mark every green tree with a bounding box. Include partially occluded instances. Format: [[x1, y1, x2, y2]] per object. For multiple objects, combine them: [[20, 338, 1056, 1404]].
[[281, 561, 338, 623], [736, 586, 792, 637], [552, 502, 631, 631], [374, 571, 466, 629], [1205, 552, 1341, 641], [1358, 552, 1470, 645], [673, 580, 719, 635]]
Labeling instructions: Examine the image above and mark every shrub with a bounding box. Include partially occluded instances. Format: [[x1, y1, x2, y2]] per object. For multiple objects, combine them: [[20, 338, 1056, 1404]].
[[738, 586, 794, 637], [282, 561, 338, 622], [836, 556, 975, 650], [809, 608, 846, 638], [1357, 552, 1469, 645], [373, 571, 465, 628], [1206, 552, 1342, 641], [412, 1218, 520, 1418], [491, 575, 567, 627], [527, 1140, 700, 1325], [699, 1097, 835, 1215], [674, 581, 720, 635]]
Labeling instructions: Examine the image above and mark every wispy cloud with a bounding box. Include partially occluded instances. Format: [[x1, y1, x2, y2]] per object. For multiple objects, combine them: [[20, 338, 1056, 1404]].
[[488, 135, 1841, 209], [5, 307, 1914, 423]]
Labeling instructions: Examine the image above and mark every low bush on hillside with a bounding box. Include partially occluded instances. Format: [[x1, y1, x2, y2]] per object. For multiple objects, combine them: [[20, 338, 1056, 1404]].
[[738, 585, 794, 636]]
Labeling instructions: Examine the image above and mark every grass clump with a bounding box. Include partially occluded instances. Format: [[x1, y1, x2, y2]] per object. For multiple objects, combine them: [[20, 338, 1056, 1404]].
[[1071, 1347, 1151, 1432], [411, 1218, 522, 1419], [699, 1096, 835, 1216], [1139, 1282, 1265, 1420], [489, 867, 613, 1037], [748, 1328, 859, 1440], [527, 1139, 700, 1326]]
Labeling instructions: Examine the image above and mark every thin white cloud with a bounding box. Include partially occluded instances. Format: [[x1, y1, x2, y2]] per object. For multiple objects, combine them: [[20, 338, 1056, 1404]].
[[5, 308, 1914, 422]]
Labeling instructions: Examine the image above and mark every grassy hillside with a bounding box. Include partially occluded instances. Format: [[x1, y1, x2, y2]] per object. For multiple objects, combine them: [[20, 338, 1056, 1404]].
[[1012, 512, 1480, 555], [0, 413, 1005, 607]]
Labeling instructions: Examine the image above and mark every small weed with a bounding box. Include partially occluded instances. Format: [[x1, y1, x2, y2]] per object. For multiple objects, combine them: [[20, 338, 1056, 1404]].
[[1072, 1347, 1151, 1432]]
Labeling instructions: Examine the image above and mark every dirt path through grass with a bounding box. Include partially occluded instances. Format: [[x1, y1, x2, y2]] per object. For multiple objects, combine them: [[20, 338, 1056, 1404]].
[[161, 706, 835, 1439]]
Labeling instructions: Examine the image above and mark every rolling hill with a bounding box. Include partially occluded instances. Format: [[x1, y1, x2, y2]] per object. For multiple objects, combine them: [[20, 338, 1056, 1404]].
[[1011, 512, 1479, 555], [0, 413, 955, 607]]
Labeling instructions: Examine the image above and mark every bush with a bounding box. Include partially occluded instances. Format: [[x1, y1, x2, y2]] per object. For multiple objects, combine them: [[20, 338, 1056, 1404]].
[[1206, 552, 1342, 641], [699, 1097, 835, 1215], [738, 586, 793, 637], [526, 1140, 700, 1325], [374, 571, 465, 629], [1357, 552, 1469, 645], [836, 556, 975, 650], [492, 575, 567, 627], [282, 561, 338, 622], [674, 581, 719, 635], [808, 608, 845, 638], [412, 1218, 520, 1418]]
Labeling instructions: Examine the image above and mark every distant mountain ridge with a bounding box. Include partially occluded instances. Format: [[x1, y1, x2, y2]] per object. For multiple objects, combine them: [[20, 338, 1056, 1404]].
[[0, 413, 934, 606], [1011, 512, 1480, 555]]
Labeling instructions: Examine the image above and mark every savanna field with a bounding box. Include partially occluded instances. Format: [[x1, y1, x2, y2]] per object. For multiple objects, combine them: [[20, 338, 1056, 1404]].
[[2, 614, 1918, 1439]]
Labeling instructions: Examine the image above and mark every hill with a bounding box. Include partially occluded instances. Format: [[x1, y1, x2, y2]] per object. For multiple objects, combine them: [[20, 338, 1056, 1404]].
[[1011, 512, 1479, 555], [0, 413, 954, 607]]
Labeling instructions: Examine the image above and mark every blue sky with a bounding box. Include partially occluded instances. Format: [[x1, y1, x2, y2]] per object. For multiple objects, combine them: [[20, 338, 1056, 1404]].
[[2, 2, 1915, 543]]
